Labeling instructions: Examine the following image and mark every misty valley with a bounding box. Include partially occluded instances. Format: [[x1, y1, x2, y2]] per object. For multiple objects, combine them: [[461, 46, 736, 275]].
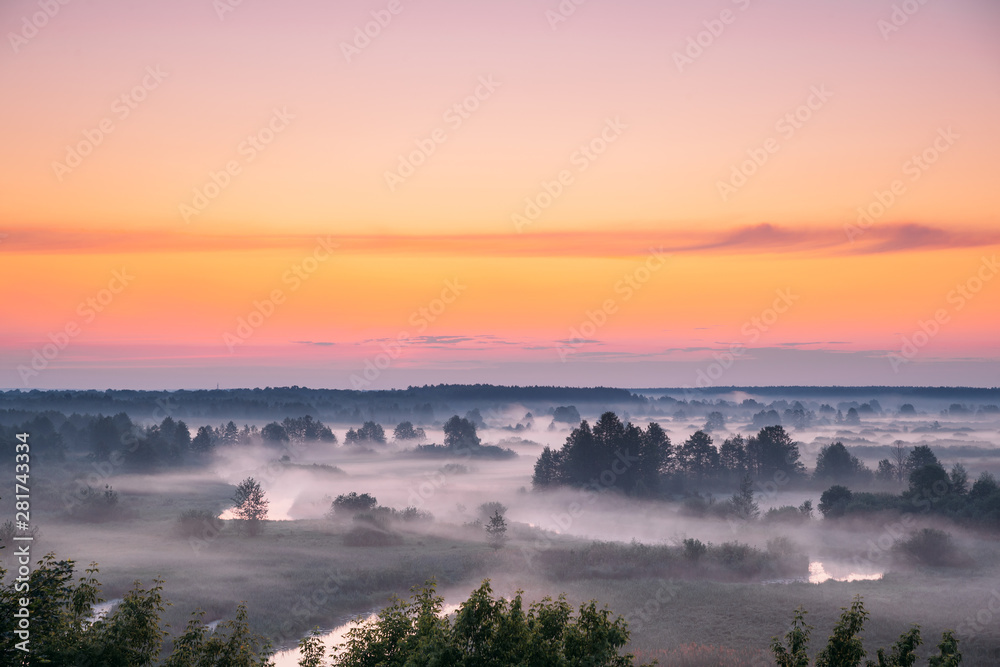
[[2, 385, 998, 666]]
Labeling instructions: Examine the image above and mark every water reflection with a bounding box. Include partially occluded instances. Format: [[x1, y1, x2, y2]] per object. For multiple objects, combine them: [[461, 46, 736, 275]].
[[808, 561, 883, 584]]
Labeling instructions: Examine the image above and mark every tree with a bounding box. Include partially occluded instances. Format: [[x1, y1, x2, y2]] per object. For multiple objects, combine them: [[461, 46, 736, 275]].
[[393, 421, 425, 441], [815, 442, 869, 483], [771, 607, 811, 667], [773, 600, 932, 667], [928, 630, 962, 666], [949, 463, 969, 495], [677, 431, 719, 479], [890, 441, 910, 484], [704, 411, 726, 432], [906, 445, 939, 471], [297, 628, 327, 667], [443, 415, 480, 450], [485, 510, 508, 549], [908, 464, 950, 500], [731, 474, 760, 520], [818, 485, 853, 518], [232, 477, 269, 536], [552, 405, 582, 424], [747, 426, 805, 479], [815, 596, 868, 667], [719, 434, 748, 477], [191, 425, 216, 454], [532, 447, 562, 488], [165, 604, 273, 666], [844, 407, 861, 425], [876, 459, 895, 482], [637, 421, 672, 492], [868, 626, 921, 667], [261, 422, 289, 444], [332, 580, 639, 666], [345, 421, 386, 445], [330, 492, 378, 517]]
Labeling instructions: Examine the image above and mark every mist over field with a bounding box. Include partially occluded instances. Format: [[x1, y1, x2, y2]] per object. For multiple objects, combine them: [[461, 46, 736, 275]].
[[2, 385, 999, 665]]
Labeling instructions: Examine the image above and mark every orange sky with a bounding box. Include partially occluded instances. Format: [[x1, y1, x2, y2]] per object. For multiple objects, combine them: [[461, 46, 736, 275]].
[[1, 0, 998, 389]]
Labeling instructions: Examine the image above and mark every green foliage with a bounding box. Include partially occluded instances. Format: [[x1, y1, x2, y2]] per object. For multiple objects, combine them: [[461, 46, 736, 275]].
[[928, 630, 962, 666], [866, 626, 921, 667], [818, 485, 853, 518], [485, 510, 508, 550], [815, 442, 871, 483], [329, 492, 378, 517], [682, 538, 707, 562], [164, 604, 274, 666], [298, 628, 328, 667], [731, 474, 760, 520], [232, 477, 269, 535], [345, 421, 386, 445], [332, 579, 641, 666], [0, 554, 167, 666], [69, 484, 128, 522], [771, 607, 811, 667], [893, 529, 962, 568], [772, 598, 953, 667], [816, 595, 869, 667]]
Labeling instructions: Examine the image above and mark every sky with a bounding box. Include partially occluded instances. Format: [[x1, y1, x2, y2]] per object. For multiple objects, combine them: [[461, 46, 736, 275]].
[[1, 0, 998, 390]]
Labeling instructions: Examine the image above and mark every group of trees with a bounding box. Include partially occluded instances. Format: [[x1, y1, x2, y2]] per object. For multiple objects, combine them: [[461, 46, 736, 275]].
[[771, 596, 961, 666], [532, 413, 806, 496], [3, 554, 962, 667], [818, 445, 1000, 528]]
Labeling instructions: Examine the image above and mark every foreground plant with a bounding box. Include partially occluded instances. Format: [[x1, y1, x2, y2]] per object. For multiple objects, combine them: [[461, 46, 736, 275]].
[[772, 595, 961, 667]]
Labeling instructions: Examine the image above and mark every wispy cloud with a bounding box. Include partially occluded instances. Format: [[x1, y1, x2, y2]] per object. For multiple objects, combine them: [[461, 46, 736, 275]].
[[3, 223, 997, 258]]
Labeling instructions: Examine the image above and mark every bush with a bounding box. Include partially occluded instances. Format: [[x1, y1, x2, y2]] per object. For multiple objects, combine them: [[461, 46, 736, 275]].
[[329, 492, 378, 517], [69, 484, 129, 522], [175, 509, 223, 538], [343, 524, 403, 547], [477, 501, 507, 521], [893, 528, 965, 567], [818, 485, 853, 518], [763, 505, 808, 524], [683, 538, 707, 562]]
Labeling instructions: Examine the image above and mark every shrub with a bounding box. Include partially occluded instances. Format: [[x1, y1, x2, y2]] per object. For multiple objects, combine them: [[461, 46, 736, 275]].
[[69, 484, 129, 522], [683, 538, 707, 562], [175, 509, 223, 538], [893, 528, 964, 567], [329, 492, 378, 517], [343, 524, 403, 547]]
